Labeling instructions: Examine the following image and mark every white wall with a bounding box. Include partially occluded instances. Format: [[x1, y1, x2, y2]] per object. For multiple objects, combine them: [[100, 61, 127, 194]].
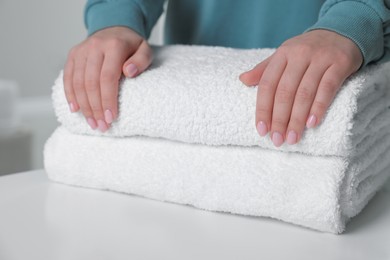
[[0, 0, 86, 97], [0, 0, 164, 98]]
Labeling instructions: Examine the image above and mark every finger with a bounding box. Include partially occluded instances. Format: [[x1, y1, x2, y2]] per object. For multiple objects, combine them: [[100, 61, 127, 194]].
[[72, 56, 97, 130], [255, 53, 287, 139], [84, 52, 105, 131], [239, 56, 272, 86], [286, 63, 328, 144], [63, 57, 79, 112], [100, 49, 126, 126], [271, 59, 310, 146], [307, 65, 347, 129], [122, 40, 153, 78]]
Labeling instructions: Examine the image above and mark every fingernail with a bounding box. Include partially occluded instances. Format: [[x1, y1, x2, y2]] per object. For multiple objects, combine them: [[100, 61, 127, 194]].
[[256, 121, 268, 136], [126, 64, 138, 78], [87, 117, 97, 130], [306, 114, 317, 128], [286, 130, 297, 145], [97, 120, 108, 132], [104, 109, 114, 124], [69, 102, 76, 113], [272, 131, 284, 147]]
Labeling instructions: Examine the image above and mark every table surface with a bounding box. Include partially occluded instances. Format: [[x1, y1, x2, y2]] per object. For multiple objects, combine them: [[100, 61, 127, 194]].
[[0, 170, 389, 260]]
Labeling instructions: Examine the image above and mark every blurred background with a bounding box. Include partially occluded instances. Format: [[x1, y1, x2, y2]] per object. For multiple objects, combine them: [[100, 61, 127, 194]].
[[0, 0, 165, 175]]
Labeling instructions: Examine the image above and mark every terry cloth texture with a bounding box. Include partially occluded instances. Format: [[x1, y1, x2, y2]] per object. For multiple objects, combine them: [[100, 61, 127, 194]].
[[45, 45, 390, 234], [52, 45, 390, 157]]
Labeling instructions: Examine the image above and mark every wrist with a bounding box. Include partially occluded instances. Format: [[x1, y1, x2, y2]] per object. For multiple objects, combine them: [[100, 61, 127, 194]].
[[306, 1, 384, 66]]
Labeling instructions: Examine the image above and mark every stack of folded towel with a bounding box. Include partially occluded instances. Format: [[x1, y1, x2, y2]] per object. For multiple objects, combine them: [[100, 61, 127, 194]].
[[44, 45, 390, 234]]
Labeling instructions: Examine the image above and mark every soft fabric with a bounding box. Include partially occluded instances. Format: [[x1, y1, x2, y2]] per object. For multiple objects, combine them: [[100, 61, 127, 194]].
[[52, 45, 390, 157], [44, 126, 390, 234], [84, 0, 390, 65], [45, 45, 390, 234]]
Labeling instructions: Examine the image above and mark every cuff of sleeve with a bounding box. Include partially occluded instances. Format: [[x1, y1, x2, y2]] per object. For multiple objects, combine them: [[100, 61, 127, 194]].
[[85, 0, 146, 38], [306, 1, 384, 66]]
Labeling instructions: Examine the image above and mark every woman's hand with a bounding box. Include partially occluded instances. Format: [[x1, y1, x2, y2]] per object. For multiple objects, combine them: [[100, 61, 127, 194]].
[[63, 26, 153, 132], [240, 29, 363, 147]]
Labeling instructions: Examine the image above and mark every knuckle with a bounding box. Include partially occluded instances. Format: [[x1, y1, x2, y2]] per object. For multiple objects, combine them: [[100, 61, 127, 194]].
[[100, 72, 117, 83], [82, 112, 93, 119], [275, 87, 294, 104], [278, 43, 312, 58], [321, 51, 337, 64], [85, 78, 99, 91], [288, 116, 305, 128], [294, 44, 311, 56], [68, 46, 78, 58], [277, 45, 289, 56], [107, 38, 125, 49], [79, 105, 92, 117], [142, 45, 153, 60], [256, 106, 271, 117], [101, 96, 115, 107], [295, 86, 315, 103], [312, 100, 328, 113], [259, 79, 274, 92], [73, 79, 84, 90], [336, 51, 350, 66], [87, 37, 102, 48], [145, 44, 153, 58], [321, 79, 338, 93], [271, 117, 287, 129], [90, 105, 102, 115], [139, 52, 152, 65]]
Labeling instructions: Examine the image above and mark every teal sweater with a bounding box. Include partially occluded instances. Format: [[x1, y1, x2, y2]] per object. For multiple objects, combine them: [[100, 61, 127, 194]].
[[84, 0, 390, 66]]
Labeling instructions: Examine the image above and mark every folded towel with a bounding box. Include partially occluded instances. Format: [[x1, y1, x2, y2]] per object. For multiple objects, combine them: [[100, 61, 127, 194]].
[[44, 126, 390, 234], [45, 45, 390, 234], [52, 45, 390, 157]]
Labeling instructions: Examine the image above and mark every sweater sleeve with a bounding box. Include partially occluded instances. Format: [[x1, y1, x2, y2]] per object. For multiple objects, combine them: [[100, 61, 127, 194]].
[[84, 0, 165, 39], [306, 0, 390, 66]]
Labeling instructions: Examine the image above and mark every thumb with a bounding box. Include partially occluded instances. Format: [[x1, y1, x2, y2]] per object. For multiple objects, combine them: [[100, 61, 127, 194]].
[[123, 40, 153, 78], [239, 56, 271, 87]]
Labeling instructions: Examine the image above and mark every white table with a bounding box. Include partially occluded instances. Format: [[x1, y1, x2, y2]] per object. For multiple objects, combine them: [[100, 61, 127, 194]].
[[0, 170, 389, 260]]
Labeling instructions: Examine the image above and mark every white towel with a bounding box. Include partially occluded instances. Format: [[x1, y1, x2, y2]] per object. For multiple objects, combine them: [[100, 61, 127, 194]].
[[44, 126, 390, 234], [45, 45, 390, 233], [52, 45, 390, 157]]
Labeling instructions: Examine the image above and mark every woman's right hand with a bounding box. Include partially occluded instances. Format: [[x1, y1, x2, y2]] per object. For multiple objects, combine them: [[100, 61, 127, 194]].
[[63, 26, 153, 132]]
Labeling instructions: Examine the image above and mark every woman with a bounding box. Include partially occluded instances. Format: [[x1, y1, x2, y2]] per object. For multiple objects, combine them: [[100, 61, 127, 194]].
[[63, 0, 390, 147]]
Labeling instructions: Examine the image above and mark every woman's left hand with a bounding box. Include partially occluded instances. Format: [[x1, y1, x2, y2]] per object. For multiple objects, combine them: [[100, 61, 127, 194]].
[[239, 29, 363, 147]]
